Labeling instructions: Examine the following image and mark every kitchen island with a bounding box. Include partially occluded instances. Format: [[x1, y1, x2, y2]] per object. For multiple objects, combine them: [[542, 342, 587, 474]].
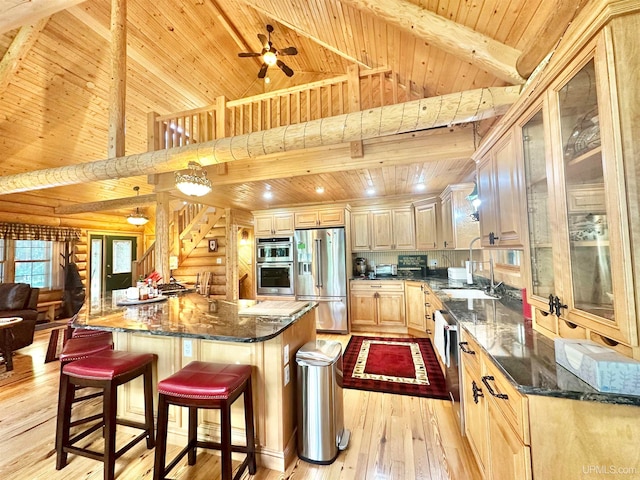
[[74, 291, 318, 472]]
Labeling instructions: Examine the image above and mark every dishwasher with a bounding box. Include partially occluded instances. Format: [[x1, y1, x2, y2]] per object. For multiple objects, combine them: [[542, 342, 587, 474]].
[[434, 310, 462, 434]]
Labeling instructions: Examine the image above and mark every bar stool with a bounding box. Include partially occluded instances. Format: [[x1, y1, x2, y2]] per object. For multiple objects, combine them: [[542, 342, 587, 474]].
[[55, 350, 156, 480], [153, 361, 256, 480]]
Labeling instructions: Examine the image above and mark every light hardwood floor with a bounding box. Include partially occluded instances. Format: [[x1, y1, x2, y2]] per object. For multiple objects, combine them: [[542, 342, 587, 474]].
[[0, 328, 481, 480]]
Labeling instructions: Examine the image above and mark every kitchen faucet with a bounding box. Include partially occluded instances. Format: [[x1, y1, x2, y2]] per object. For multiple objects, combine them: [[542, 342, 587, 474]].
[[488, 254, 503, 296], [468, 236, 481, 283]]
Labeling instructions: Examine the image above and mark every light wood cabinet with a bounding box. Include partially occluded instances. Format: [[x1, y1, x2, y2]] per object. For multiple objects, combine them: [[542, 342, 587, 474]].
[[405, 281, 426, 333], [439, 183, 480, 249], [518, 36, 637, 347], [351, 206, 416, 251], [254, 212, 294, 236], [459, 329, 532, 480], [294, 208, 344, 228], [487, 399, 532, 480], [475, 5, 640, 353], [476, 131, 525, 248], [350, 281, 405, 332], [351, 210, 372, 250], [414, 198, 440, 250]]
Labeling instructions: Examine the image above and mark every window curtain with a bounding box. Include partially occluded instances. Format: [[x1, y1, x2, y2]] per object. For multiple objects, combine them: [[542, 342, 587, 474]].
[[0, 223, 81, 241], [51, 241, 66, 290]]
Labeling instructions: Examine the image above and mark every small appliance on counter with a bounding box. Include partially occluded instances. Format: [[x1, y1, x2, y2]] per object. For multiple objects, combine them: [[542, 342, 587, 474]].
[[353, 257, 367, 277], [374, 264, 397, 277]]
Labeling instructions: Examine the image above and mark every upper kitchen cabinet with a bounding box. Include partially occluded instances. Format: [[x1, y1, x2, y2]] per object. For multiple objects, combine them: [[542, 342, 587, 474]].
[[294, 207, 345, 229], [254, 212, 294, 236], [351, 206, 416, 251], [414, 198, 440, 250], [476, 131, 525, 249], [439, 184, 480, 249], [514, 17, 640, 350]]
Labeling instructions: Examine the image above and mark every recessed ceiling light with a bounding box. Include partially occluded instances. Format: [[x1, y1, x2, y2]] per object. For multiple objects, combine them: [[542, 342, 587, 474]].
[[415, 183, 426, 191], [263, 191, 273, 199], [315, 186, 325, 194], [366, 188, 375, 195]]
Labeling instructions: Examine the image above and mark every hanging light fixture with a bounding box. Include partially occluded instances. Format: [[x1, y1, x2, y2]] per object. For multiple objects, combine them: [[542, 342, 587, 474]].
[[466, 182, 481, 222], [175, 161, 212, 197], [127, 186, 149, 226]]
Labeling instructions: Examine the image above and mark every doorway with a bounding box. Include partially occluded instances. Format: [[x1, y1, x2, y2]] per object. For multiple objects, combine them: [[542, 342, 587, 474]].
[[237, 227, 255, 299], [90, 234, 138, 304]]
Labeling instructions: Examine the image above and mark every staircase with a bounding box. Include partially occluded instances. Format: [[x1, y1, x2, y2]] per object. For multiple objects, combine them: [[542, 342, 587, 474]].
[[133, 203, 223, 280]]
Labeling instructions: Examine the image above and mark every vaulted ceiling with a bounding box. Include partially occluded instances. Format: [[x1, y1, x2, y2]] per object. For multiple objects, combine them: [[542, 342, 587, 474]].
[[0, 0, 587, 218]]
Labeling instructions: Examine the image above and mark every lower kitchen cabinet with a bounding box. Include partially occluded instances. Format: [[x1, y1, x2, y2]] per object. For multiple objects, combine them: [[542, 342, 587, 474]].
[[461, 361, 489, 474], [487, 398, 532, 480], [405, 281, 427, 334], [350, 281, 405, 332], [460, 329, 532, 480]]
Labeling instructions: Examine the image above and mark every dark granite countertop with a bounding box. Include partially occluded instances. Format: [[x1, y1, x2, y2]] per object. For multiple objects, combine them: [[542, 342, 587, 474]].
[[73, 291, 317, 343], [422, 279, 640, 407]]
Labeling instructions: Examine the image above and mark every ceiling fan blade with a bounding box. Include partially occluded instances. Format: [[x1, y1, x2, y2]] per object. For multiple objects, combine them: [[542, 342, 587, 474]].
[[277, 59, 294, 77], [238, 52, 261, 57], [258, 63, 268, 78], [279, 46, 298, 56], [257, 33, 268, 48]]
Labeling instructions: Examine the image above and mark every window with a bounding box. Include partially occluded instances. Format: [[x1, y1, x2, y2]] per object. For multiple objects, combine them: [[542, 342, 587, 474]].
[[0, 239, 61, 289], [14, 240, 52, 288]]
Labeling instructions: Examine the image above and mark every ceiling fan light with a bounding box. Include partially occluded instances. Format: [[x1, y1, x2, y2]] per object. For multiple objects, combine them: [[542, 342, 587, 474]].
[[175, 161, 212, 197], [263, 50, 277, 66]]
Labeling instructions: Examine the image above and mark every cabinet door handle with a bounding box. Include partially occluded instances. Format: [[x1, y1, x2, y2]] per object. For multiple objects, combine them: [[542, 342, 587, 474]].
[[370, 285, 382, 288], [540, 294, 555, 317], [482, 375, 509, 400], [553, 296, 568, 317], [459, 342, 476, 355], [472, 380, 484, 404], [489, 232, 500, 245], [425, 302, 430, 307]]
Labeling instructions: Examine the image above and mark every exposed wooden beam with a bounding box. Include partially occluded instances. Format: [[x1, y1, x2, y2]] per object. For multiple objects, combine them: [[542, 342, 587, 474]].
[[153, 126, 476, 190], [209, 0, 262, 71], [516, 0, 589, 78], [66, 4, 210, 106], [54, 193, 157, 214], [0, 17, 48, 93], [0, 85, 520, 194], [236, 0, 372, 69], [339, 0, 525, 84], [108, 0, 126, 158], [0, 0, 84, 34]]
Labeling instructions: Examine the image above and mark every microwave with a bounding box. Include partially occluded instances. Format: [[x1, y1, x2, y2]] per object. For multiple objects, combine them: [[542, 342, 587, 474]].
[[256, 236, 294, 263], [374, 264, 397, 276]]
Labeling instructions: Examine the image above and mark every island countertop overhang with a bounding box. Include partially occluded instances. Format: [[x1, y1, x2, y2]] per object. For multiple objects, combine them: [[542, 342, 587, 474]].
[[73, 291, 318, 343]]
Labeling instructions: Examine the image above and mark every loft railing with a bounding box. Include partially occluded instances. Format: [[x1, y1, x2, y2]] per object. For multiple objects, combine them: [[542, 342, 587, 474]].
[[150, 67, 425, 149]]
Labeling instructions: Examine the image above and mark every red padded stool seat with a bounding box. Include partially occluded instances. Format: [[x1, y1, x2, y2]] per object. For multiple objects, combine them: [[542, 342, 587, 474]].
[[153, 361, 256, 480], [59, 332, 114, 365], [56, 350, 156, 480]]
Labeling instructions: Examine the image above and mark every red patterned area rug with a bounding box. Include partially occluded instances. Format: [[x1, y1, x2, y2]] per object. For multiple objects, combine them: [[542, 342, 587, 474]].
[[342, 335, 448, 399]]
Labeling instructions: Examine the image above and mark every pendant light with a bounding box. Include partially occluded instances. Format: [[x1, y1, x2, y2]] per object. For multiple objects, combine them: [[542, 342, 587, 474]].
[[175, 161, 212, 197], [127, 186, 149, 226]]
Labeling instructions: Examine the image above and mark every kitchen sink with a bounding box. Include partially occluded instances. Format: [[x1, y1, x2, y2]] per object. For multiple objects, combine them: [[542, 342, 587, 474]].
[[440, 289, 497, 300]]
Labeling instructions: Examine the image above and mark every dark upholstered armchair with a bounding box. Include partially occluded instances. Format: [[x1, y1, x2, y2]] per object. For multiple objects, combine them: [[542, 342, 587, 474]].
[[0, 283, 40, 350]]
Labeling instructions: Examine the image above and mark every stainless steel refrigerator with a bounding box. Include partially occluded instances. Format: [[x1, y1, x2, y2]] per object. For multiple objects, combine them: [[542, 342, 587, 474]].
[[295, 227, 348, 333]]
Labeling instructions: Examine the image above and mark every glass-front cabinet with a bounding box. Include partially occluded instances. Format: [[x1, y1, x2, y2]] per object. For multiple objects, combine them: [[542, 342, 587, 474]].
[[519, 35, 637, 347]]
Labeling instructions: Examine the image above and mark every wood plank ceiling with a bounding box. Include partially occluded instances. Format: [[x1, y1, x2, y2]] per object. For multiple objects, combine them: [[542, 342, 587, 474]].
[[0, 0, 582, 217]]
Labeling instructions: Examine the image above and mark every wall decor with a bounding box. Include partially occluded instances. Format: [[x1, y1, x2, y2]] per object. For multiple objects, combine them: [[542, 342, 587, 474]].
[[208, 239, 218, 252]]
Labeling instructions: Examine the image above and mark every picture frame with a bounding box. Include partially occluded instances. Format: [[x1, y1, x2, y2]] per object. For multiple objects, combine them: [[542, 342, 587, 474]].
[[208, 239, 218, 252]]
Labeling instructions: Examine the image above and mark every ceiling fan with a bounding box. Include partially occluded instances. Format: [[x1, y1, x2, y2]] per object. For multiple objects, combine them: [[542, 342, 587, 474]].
[[238, 24, 298, 78]]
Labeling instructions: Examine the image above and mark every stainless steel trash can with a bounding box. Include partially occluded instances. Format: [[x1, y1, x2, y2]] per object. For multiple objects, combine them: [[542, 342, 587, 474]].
[[296, 339, 350, 464]]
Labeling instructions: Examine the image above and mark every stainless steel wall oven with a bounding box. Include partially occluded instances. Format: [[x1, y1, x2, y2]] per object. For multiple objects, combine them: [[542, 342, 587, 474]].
[[256, 262, 295, 295]]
